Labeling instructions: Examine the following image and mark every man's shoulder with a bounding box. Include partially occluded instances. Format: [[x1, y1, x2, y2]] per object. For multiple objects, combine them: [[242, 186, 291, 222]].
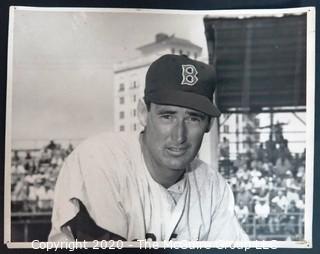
[[64, 132, 142, 177], [75, 132, 140, 155]]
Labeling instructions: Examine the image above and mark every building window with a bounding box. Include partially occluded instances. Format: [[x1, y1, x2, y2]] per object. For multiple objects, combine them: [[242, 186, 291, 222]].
[[133, 109, 137, 117], [171, 48, 175, 54], [133, 95, 137, 102], [186, 51, 190, 57], [119, 111, 125, 119], [129, 81, 139, 89], [133, 123, 137, 131], [223, 125, 230, 134], [119, 97, 125, 104], [119, 83, 125, 92], [120, 125, 125, 132], [194, 53, 198, 59], [179, 49, 183, 55]]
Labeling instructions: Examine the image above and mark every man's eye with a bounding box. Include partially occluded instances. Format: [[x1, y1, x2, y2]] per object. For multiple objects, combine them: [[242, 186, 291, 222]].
[[160, 114, 173, 120], [188, 116, 201, 122]]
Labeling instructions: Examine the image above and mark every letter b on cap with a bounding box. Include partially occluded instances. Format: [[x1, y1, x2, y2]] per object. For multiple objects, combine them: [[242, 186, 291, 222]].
[[181, 65, 198, 86]]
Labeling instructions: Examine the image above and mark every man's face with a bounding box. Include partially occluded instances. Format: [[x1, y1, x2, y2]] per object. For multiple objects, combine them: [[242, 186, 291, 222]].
[[142, 103, 211, 172]]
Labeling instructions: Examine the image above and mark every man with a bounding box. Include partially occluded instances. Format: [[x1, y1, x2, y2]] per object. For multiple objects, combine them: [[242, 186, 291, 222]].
[[49, 54, 248, 241], [254, 197, 270, 234], [235, 200, 249, 225], [272, 189, 289, 213]]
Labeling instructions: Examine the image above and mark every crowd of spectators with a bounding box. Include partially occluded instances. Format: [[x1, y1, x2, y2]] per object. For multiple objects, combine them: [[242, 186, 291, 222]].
[[11, 131, 305, 240], [220, 133, 305, 240], [11, 140, 74, 213]]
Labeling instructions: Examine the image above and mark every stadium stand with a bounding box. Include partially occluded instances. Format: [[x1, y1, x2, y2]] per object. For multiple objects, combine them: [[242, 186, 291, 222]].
[[11, 134, 304, 241], [219, 132, 305, 240]]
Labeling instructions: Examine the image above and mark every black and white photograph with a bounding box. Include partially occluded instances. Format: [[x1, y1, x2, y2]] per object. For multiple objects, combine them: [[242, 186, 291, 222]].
[[4, 6, 315, 249]]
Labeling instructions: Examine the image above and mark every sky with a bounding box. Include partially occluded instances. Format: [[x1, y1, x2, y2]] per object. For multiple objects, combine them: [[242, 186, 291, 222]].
[[10, 9, 209, 147], [8, 8, 310, 152]]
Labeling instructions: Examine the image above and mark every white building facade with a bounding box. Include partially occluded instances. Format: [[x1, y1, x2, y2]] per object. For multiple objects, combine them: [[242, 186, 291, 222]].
[[113, 33, 202, 133]]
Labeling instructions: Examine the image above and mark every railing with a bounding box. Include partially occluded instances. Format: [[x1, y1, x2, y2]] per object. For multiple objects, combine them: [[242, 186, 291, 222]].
[[11, 212, 52, 242], [12, 200, 53, 213], [11, 210, 304, 242], [241, 212, 304, 240]]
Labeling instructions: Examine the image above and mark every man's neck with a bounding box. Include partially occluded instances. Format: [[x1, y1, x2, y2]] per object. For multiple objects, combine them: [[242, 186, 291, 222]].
[[140, 133, 185, 189]]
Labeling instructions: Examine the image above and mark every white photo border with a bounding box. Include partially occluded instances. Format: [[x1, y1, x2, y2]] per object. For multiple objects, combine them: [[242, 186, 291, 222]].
[[4, 6, 315, 249]]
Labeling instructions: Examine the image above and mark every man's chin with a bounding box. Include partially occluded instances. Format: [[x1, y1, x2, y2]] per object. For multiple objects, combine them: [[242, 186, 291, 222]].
[[165, 160, 192, 171]]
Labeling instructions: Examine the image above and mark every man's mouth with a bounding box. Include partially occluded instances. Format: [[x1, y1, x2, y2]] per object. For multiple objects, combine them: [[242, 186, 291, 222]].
[[167, 146, 189, 156]]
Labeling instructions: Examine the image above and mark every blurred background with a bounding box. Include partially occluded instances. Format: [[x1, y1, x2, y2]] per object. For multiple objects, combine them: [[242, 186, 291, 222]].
[[9, 9, 307, 242]]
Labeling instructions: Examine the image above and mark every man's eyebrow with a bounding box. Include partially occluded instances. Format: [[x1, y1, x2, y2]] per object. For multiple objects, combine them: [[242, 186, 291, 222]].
[[156, 109, 177, 115], [186, 111, 206, 119]]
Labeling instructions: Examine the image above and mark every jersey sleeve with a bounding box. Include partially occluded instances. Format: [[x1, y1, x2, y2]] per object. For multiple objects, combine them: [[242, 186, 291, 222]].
[[49, 139, 128, 241], [207, 181, 249, 241]]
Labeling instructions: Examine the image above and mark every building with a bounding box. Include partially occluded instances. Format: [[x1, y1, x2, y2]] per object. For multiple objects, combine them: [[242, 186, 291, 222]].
[[113, 33, 202, 133]]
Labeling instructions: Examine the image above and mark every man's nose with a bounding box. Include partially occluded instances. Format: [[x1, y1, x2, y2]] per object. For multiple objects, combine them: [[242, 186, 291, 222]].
[[172, 120, 187, 144]]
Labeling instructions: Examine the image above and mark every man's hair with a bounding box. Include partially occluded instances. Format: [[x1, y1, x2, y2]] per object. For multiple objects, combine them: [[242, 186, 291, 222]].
[[143, 97, 212, 127], [143, 97, 151, 111]]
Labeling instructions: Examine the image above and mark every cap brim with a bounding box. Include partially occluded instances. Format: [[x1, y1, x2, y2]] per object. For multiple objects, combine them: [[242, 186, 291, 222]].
[[146, 90, 221, 117]]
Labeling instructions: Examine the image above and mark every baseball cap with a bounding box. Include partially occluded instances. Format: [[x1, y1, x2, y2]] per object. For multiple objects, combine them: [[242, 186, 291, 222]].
[[144, 54, 221, 117]]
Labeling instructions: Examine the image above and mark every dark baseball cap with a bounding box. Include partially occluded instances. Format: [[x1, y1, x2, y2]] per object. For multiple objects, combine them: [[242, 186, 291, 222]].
[[144, 54, 221, 117]]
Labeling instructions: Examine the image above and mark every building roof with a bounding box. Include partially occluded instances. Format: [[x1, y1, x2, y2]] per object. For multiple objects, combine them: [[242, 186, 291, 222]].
[[137, 33, 202, 53], [204, 15, 306, 112]]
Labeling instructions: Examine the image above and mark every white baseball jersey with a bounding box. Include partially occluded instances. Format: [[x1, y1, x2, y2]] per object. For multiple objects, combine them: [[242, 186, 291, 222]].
[[49, 132, 248, 241]]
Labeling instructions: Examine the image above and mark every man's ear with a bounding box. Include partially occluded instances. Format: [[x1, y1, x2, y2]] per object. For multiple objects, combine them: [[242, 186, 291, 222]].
[[205, 117, 215, 133], [137, 99, 148, 128]]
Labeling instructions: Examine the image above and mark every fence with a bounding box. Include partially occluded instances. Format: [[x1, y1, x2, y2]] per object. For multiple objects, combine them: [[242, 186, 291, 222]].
[[11, 212, 52, 242], [242, 212, 304, 240], [11, 212, 304, 242]]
